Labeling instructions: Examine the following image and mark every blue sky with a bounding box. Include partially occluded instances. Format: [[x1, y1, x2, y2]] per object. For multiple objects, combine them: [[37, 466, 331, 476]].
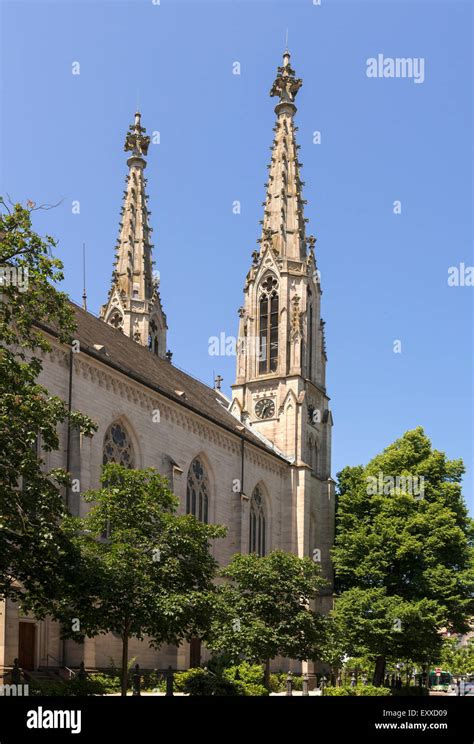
[[2, 0, 472, 512]]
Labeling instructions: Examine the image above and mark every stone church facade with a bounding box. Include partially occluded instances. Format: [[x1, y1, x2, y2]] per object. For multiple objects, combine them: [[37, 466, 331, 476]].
[[0, 51, 335, 676]]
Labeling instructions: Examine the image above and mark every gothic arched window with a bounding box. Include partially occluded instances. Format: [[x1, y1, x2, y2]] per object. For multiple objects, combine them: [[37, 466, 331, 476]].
[[103, 422, 135, 468], [249, 486, 266, 556], [258, 274, 279, 375], [186, 457, 209, 523]]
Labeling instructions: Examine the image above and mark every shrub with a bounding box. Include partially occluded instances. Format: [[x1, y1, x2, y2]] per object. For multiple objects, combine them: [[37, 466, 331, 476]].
[[175, 668, 209, 695], [174, 665, 269, 696], [268, 672, 303, 693], [391, 686, 429, 696], [324, 685, 390, 697], [223, 662, 264, 686], [239, 683, 269, 697], [87, 673, 121, 694], [222, 662, 271, 696], [64, 676, 110, 696], [291, 675, 303, 691], [355, 685, 391, 696], [29, 679, 67, 696], [141, 669, 166, 692], [29, 673, 121, 696], [177, 668, 239, 696], [269, 673, 285, 693], [324, 687, 350, 696], [206, 653, 235, 677]]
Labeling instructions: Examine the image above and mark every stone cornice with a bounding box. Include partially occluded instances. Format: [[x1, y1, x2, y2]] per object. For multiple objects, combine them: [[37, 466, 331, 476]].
[[41, 334, 287, 477]]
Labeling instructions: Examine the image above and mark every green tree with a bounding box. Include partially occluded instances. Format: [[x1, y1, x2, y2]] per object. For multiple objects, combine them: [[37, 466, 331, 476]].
[[208, 551, 327, 685], [331, 428, 474, 685], [35, 464, 225, 696], [0, 199, 96, 601], [438, 636, 474, 676]]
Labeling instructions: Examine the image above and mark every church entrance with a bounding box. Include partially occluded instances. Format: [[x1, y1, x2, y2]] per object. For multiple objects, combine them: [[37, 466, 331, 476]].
[[18, 622, 36, 670], [189, 638, 201, 668]]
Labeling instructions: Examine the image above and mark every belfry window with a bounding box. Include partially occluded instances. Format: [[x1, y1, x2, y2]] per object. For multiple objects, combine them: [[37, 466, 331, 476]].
[[186, 457, 209, 523], [249, 486, 266, 556], [258, 275, 279, 375]]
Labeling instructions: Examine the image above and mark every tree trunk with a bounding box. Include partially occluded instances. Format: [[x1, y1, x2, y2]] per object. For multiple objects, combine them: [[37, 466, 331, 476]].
[[372, 655, 386, 687], [121, 632, 129, 697]]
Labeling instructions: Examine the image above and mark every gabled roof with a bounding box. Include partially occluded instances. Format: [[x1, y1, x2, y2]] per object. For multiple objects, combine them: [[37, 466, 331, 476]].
[[37, 303, 290, 465]]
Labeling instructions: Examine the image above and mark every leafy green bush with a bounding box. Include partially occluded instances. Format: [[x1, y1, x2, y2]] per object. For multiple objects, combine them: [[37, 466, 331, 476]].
[[239, 683, 269, 696], [29, 679, 67, 696], [269, 673, 285, 693], [324, 687, 350, 696], [29, 673, 121, 697], [324, 685, 390, 697], [291, 675, 303, 691], [141, 669, 166, 692], [355, 685, 391, 696], [87, 673, 121, 694], [268, 672, 303, 692], [179, 668, 239, 696], [223, 662, 263, 686], [206, 653, 235, 677], [63, 676, 110, 696], [222, 662, 270, 696], [174, 665, 269, 696], [391, 686, 429, 696], [180, 668, 214, 695]]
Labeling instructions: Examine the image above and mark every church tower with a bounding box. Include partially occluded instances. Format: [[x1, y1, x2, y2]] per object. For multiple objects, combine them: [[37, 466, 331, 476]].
[[231, 51, 334, 586], [100, 112, 167, 357]]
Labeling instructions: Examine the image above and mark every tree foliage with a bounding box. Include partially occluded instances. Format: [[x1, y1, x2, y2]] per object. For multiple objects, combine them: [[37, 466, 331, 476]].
[[330, 428, 474, 683], [32, 464, 225, 695], [0, 200, 96, 600], [208, 551, 327, 665], [438, 636, 474, 676]]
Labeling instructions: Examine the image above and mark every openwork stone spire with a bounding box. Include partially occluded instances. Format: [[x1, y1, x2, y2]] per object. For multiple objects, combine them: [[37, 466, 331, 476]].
[[233, 49, 327, 399], [230, 51, 334, 635], [259, 51, 307, 261], [100, 112, 167, 357]]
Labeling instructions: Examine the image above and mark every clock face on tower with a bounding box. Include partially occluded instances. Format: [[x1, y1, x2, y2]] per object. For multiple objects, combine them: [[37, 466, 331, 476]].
[[255, 398, 275, 419]]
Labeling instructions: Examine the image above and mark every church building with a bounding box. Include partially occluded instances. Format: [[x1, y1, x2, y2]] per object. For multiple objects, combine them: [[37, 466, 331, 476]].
[[0, 51, 335, 677]]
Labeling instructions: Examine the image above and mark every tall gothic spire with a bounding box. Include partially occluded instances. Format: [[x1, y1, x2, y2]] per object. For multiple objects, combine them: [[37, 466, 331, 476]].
[[259, 50, 308, 261], [232, 49, 327, 416], [100, 112, 167, 357]]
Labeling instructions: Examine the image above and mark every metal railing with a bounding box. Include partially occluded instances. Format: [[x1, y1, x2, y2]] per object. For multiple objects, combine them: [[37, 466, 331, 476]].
[[45, 654, 76, 680]]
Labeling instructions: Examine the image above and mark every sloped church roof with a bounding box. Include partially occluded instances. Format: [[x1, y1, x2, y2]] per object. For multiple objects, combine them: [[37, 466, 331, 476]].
[[38, 302, 290, 465]]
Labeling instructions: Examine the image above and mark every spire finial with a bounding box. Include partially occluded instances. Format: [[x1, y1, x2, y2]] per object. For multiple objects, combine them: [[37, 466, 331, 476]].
[[125, 110, 150, 158], [100, 110, 167, 356], [270, 50, 302, 108]]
